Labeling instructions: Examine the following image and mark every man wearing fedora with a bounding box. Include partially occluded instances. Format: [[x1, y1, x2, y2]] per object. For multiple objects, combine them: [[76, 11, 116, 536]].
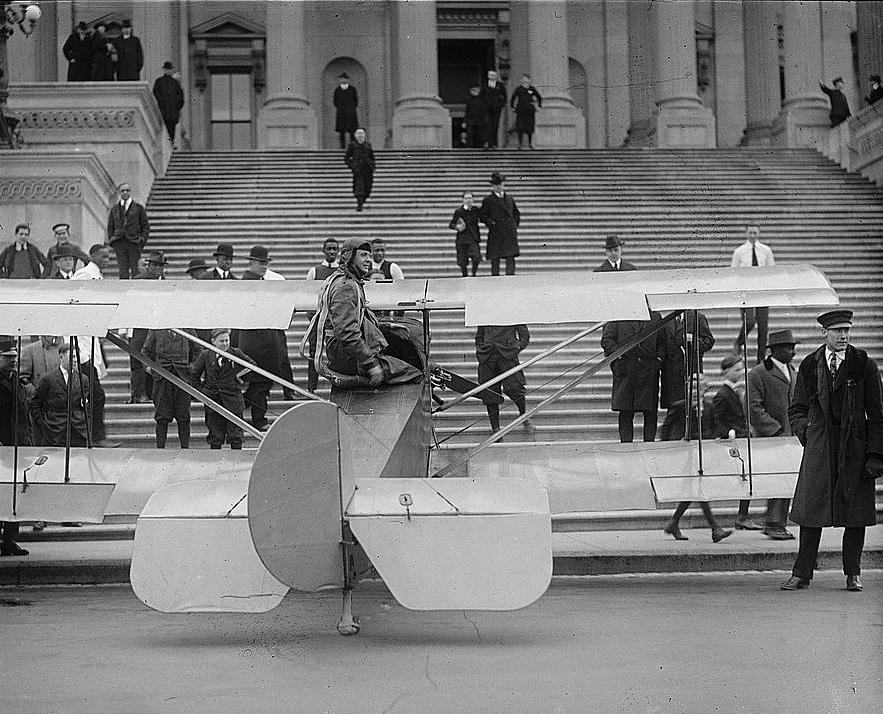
[[594, 234, 637, 272], [782, 310, 883, 592], [113, 19, 143, 81], [334, 72, 359, 149], [0, 335, 35, 555], [185, 258, 211, 280], [201, 243, 238, 280], [50, 243, 80, 280], [480, 172, 520, 276], [819, 77, 851, 128], [153, 61, 185, 143], [748, 329, 800, 540], [63, 21, 92, 81], [865, 74, 883, 106], [107, 181, 150, 279]]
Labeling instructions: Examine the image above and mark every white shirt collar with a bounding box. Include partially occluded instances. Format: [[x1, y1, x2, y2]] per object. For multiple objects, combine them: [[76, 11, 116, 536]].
[[121, 197, 133, 210], [825, 346, 844, 366], [608, 259, 620, 269], [770, 356, 791, 381]]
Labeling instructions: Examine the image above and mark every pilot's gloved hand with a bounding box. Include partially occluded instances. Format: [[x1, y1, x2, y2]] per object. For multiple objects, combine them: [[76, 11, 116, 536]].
[[366, 363, 383, 388], [863, 454, 883, 480]]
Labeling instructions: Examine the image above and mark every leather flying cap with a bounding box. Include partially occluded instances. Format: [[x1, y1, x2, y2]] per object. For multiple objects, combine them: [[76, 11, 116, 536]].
[[248, 245, 271, 262], [339, 238, 371, 265], [604, 234, 623, 249], [766, 329, 799, 347], [817, 309, 853, 329], [213, 243, 234, 258]]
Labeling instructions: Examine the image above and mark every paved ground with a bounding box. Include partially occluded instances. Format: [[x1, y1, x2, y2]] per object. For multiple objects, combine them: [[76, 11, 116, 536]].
[[1, 572, 881, 714]]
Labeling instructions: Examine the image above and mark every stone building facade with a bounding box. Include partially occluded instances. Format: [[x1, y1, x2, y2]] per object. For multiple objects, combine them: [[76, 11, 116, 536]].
[[4, 1, 877, 151]]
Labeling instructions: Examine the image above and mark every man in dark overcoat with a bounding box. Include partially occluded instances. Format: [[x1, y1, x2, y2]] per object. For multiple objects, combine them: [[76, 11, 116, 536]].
[[130, 252, 166, 403], [142, 328, 194, 448], [476, 324, 531, 434], [0, 336, 35, 556], [344, 127, 375, 212], [113, 19, 143, 80], [659, 310, 714, 441], [88, 23, 114, 81], [479, 172, 520, 276], [152, 61, 185, 143], [107, 182, 150, 279], [62, 22, 91, 81], [463, 85, 486, 148], [748, 329, 799, 540], [333, 73, 359, 149], [593, 234, 637, 272], [601, 313, 665, 443], [29, 342, 90, 448], [781, 310, 883, 593], [480, 69, 506, 148]]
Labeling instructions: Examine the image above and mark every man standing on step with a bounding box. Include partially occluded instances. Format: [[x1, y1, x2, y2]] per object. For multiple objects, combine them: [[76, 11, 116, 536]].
[[130, 251, 167, 404], [0, 223, 50, 279], [153, 61, 185, 144], [305, 239, 340, 392], [107, 182, 150, 279], [449, 191, 482, 277], [731, 224, 774, 363], [113, 19, 143, 81], [480, 172, 520, 276], [344, 127, 375, 212], [201, 243, 238, 280], [593, 234, 637, 272], [819, 77, 851, 128], [480, 69, 506, 149], [781, 309, 883, 593], [142, 328, 194, 449], [333, 72, 359, 149], [475, 324, 531, 435], [748, 329, 799, 540]]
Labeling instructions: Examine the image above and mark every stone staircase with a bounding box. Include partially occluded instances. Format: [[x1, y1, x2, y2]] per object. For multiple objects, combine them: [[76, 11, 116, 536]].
[[101, 148, 883, 447]]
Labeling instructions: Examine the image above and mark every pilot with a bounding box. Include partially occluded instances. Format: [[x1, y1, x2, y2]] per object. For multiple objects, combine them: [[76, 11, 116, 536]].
[[311, 238, 421, 389]]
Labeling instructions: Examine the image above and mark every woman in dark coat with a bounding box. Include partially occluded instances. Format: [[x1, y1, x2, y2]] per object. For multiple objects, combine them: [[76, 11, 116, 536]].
[[510, 74, 543, 149], [89, 24, 115, 81], [782, 311, 883, 591], [479, 172, 520, 275], [601, 313, 665, 443]]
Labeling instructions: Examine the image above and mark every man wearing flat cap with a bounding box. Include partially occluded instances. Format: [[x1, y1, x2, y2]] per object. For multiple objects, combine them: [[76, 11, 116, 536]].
[[201, 243, 238, 280], [748, 329, 800, 539], [594, 234, 637, 272], [46, 223, 90, 277], [782, 309, 883, 593], [113, 19, 143, 81], [310, 238, 421, 389], [480, 172, 521, 276], [819, 77, 851, 128]]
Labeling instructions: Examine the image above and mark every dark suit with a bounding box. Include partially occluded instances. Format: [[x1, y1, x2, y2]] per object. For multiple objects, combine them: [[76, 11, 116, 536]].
[[449, 206, 481, 276], [479, 191, 520, 274], [30, 368, 90, 446], [712, 383, 748, 439], [345, 141, 375, 207], [62, 31, 91, 81], [476, 324, 529, 431], [333, 85, 359, 148], [152, 74, 184, 141], [199, 267, 238, 280], [593, 259, 637, 273], [659, 311, 714, 440], [19, 340, 61, 401], [480, 81, 507, 147], [107, 200, 150, 279], [113, 34, 143, 80], [749, 358, 796, 529], [190, 347, 255, 448]]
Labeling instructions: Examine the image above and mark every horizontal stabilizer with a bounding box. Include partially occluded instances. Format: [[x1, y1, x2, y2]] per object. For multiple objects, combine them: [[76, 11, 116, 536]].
[[131, 480, 287, 613], [347, 478, 551, 611]]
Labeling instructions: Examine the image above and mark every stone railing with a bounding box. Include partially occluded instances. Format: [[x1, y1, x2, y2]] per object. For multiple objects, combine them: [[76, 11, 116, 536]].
[[6, 82, 172, 197], [822, 102, 883, 187]]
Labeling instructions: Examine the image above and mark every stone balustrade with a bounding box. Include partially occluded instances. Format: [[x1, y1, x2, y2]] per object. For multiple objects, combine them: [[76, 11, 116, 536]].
[[821, 103, 883, 187]]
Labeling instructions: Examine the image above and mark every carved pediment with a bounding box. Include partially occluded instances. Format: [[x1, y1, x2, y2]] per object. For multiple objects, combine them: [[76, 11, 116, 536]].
[[190, 13, 265, 40]]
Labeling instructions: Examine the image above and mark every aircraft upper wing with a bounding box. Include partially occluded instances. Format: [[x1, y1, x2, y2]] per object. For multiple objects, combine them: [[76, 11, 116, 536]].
[[0, 265, 837, 330]]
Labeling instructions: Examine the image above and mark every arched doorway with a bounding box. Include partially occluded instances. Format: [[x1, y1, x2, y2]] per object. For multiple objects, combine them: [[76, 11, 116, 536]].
[[569, 57, 589, 141], [322, 58, 368, 150]]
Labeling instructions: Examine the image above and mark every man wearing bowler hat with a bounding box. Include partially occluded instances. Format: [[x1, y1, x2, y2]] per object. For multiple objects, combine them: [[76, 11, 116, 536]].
[[748, 328, 800, 539], [479, 172, 521, 276], [594, 234, 637, 272], [201, 243, 238, 280], [781, 309, 883, 592], [153, 61, 185, 143]]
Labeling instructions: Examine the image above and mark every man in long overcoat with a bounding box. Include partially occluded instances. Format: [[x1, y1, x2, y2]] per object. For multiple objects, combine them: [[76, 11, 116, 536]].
[[153, 61, 185, 142], [344, 128, 375, 212], [782, 310, 883, 593], [480, 70, 506, 148], [601, 313, 665, 443], [748, 329, 799, 539], [62, 22, 91, 81], [113, 19, 143, 80], [479, 172, 520, 276], [333, 73, 359, 149]]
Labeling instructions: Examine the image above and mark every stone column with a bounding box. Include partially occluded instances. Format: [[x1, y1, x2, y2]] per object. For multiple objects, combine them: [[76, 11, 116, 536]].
[[525, 0, 585, 148], [625, 1, 654, 146], [772, 1, 828, 147], [741, 0, 779, 145], [856, 2, 883, 98], [391, 0, 449, 149], [651, 0, 715, 148], [137, 1, 176, 88], [260, 0, 317, 149]]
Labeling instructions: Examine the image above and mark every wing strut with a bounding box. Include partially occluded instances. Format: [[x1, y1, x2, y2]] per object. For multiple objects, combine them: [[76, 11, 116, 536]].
[[170, 328, 320, 402], [432, 312, 678, 479], [739, 309, 754, 496], [433, 321, 606, 414], [104, 332, 263, 440]]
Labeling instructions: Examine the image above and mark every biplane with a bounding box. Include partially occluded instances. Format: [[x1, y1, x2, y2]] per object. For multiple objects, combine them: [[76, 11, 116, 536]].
[[0, 265, 837, 634]]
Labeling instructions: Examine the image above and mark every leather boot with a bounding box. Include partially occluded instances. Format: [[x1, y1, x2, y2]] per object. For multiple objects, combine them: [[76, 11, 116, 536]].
[[177, 422, 190, 449]]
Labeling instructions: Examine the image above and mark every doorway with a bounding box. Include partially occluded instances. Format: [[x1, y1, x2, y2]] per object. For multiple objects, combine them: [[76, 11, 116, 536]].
[[438, 39, 495, 147], [209, 70, 255, 150]]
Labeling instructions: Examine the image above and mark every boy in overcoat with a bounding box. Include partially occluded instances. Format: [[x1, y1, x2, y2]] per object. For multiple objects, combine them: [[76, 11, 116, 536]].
[[781, 310, 883, 592]]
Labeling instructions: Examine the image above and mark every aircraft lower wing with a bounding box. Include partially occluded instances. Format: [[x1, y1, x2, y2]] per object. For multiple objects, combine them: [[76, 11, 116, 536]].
[[347, 477, 551, 611], [130, 479, 288, 613]]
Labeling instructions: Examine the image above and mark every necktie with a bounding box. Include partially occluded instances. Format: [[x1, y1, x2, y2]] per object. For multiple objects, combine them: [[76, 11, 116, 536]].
[[829, 352, 838, 377], [751, 245, 758, 266]]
